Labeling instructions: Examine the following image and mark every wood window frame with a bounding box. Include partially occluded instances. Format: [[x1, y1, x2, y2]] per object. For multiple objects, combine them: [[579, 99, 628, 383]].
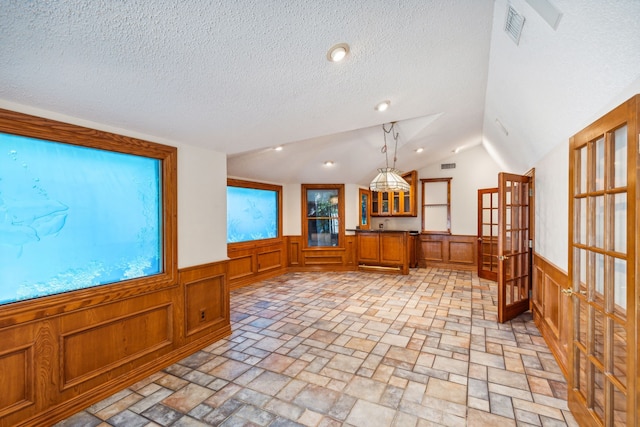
[[421, 177, 452, 234], [0, 108, 177, 314], [301, 183, 345, 249], [226, 178, 283, 249]]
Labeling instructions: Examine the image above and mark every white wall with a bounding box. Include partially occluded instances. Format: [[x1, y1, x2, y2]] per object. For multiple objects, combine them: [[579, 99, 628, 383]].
[[344, 184, 360, 233], [371, 144, 502, 235], [531, 77, 640, 273], [283, 183, 301, 236], [533, 143, 568, 271], [0, 100, 229, 269], [177, 144, 228, 267]]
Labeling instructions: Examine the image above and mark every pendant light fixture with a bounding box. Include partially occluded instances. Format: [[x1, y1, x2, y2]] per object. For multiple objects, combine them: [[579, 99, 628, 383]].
[[369, 122, 410, 192]]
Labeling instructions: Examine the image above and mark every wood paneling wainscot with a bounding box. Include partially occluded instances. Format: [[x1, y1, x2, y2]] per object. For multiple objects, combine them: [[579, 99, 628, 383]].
[[286, 235, 357, 272], [417, 234, 477, 270], [0, 262, 231, 427], [532, 253, 569, 378], [181, 262, 230, 339], [227, 239, 286, 289]]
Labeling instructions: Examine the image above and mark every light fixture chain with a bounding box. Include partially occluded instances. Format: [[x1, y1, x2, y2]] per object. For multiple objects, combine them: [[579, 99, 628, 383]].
[[391, 123, 399, 168], [382, 123, 391, 168], [380, 122, 398, 169]]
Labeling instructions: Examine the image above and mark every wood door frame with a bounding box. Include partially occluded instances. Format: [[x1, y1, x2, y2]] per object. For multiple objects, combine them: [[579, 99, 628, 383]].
[[526, 167, 535, 309]]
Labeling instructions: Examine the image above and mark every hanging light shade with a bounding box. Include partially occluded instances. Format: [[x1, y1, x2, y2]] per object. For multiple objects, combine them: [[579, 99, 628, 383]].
[[369, 122, 411, 192], [369, 167, 410, 192]]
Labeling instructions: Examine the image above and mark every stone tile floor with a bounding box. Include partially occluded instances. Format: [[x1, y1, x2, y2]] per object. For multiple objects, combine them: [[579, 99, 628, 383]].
[[55, 269, 578, 427]]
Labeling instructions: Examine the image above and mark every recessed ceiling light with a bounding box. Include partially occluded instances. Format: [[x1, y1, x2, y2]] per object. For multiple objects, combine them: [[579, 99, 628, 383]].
[[324, 160, 335, 166], [375, 100, 390, 112], [415, 148, 424, 153], [327, 43, 350, 62], [274, 146, 283, 151]]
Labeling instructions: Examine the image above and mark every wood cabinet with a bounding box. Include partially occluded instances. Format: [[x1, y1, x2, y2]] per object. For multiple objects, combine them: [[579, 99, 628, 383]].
[[356, 230, 409, 274], [371, 170, 417, 216]]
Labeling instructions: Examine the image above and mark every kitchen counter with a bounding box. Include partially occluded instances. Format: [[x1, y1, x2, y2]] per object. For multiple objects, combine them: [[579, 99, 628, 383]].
[[349, 229, 419, 235]]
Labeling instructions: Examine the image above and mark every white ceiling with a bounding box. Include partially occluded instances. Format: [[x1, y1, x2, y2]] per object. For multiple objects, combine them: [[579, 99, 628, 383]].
[[1, 1, 639, 185]]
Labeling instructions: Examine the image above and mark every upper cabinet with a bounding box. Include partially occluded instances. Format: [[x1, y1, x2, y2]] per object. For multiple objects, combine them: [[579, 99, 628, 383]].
[[371, 170, 417, 217]]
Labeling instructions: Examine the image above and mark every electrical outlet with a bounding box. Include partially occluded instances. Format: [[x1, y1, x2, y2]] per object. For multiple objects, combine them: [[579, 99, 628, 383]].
[[199, 310, 206, 321]]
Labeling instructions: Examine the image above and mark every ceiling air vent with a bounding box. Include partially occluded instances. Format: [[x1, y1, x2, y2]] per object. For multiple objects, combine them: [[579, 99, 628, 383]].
[[504, 4, 525, 45], [441, 163, 456, 170]]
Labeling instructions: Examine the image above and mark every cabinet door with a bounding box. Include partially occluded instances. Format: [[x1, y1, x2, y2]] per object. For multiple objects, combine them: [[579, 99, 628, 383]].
[[402, 191, 411, 214], [379, 233, 406, 264], [381, 192, 389, 214], [392, 191, 400, 214], [371, 191, 379, 214], [357, 233, 380, 263], [399, 171, 417, 216]]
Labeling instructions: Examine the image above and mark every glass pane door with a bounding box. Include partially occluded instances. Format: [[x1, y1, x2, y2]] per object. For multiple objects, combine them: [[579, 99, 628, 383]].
[[477, 187, 498, 281], [497, 173, 530, 323], [567, 95, 637, 427]]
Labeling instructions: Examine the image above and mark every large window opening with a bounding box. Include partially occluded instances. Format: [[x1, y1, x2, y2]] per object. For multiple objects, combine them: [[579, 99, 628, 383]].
[[0, 109, 177, 307], [302, 184, 344, 248], [226, 179, 282, 244]]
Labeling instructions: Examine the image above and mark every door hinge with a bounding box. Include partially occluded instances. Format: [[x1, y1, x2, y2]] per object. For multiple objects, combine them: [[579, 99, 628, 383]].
[[529, 188, 533, 197], [529, 239, 532, 248]]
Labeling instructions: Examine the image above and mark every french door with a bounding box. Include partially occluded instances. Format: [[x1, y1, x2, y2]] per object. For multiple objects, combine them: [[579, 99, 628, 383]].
[[497, 173, 531, 323], [567, 95, 638, 427], [477, 188, 499, 281]]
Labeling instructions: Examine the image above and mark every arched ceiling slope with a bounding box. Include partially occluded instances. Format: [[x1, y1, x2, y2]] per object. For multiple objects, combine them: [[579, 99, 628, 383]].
[[1, 1, 639, 184]]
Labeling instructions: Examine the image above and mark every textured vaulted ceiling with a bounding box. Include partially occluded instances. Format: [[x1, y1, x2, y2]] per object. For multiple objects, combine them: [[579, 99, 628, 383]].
[[1, 1, 639, 185]]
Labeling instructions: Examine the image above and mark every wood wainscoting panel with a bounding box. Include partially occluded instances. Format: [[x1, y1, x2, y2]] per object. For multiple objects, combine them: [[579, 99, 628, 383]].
[[184, 276, 226, 337], [448, 241, 475, 264], [227, 254, 254, 281], [257, 249, 282, 273], [180, 261, 230, 339], [423, 240, 444, 262], [288, 236, 358, 272], [61, 303, 173, 389], [0, 345, 34, 418], [418, 234, 477, 270], [532, 253, 569, 378], [345, 235, 357, 266], [301, 250, 345, 266], [228, 239, 286, 289], [286, 236, 302, 266]]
